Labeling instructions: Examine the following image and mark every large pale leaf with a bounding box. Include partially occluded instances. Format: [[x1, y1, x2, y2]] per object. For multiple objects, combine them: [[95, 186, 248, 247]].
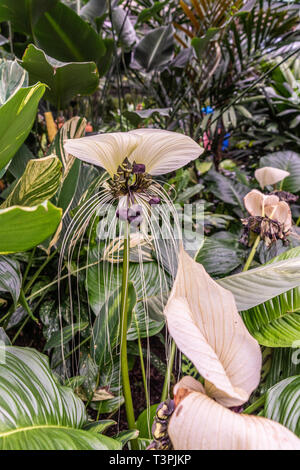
[[34, 2, 107, 67], [0, 346, 120, 450], [264, 376, 300, 437], [164, 247, 261, 407], [0, 82, 46, 172], [0, 60, 28, 106], [1, 156, 62, 208], [168, 377, 300, 450], [20, 44, 100, 108], [218, 247, 300, 311], [134, 25, 174, 72], [0, 201, 62, 254], [0, 256, 21, 307]]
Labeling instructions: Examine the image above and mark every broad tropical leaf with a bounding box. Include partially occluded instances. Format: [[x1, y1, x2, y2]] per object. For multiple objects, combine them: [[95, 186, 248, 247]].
[[259, 151, 300, 193], [0, 346, 121, 450], [1, 156, 62, 208], [0, 0, 58, 35], [264, 376, 300, 437], [0, 256, 21, 307], [0, 201, 62, 254], [0, 60, 28, 105], [134, 25, 174, 72], [0, 82, 45, 172], [20, 44, 100, 107], [218, 247, 300, 311]]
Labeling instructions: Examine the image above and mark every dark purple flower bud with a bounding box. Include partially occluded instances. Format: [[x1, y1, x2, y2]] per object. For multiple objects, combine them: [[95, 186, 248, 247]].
[[149, 196, 161, 206], [128, 204, 143, 226], [116, 208, 128, 221], [132, 163, 146, 174], [229, 405, 244, 413]]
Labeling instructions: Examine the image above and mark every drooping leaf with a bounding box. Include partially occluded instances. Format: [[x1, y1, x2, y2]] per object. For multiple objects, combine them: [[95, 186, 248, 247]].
[[0, 60, 28, 106], [124, 108, 171, 127], [112, 6, 137, 49], [0, 201, 62, 254], [1, 156, 62, 208], [264, 376, 300, 437], [134, 25, 174, 72], [0, 82, 45, 173], [34, 2, 107, 67], [20, 44, 100, 107], [0, 256, 21, 307], [80, 0, 107, 25], [218, 247, 300, 311], [0, 346, 121, 450]]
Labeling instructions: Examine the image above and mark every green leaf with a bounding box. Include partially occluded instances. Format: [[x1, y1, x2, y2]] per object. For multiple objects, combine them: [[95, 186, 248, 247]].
[[0, 201, 62, 254], [20, 44, 100, 108], [124, 108, 171, 127], [83, 419, 116, 434], [1, 156, 62, 208], [0, 82, 46, 173], [0, 0, 58, 35], [0, 256, 21, 307], [196, 237, 243, 277], [44, 321, 89, 350], [136, 405, 158, 439], [115, 429, 139, 447], [218, 247, 300, 311], [34, 2, 107, 67], [112, 6, 137, 49], [205, 170, 249, 209], [260, 151, 300, 193], [264, 348, 300, 391], [0, 60, 28, 106], [134, 25, 174, 72], [192, 28, 220, 60], [91, 283, 136, 367], [264, 376, 300, 437], [0, 346, 121, 450]]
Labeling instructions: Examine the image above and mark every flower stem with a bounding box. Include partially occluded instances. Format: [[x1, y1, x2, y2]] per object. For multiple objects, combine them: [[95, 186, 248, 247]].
[[161, 340, 176, 402], [243, 235, 260, 272], [243, 394, 266, 414], [120, 222, 138, 450]]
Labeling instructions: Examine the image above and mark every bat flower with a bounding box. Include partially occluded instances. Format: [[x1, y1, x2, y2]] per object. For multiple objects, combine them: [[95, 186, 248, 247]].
[[241, 189, 292, 246], [164, 248, 300, 450], [64, 129, 203, 223], [255, 166, 290, 190]]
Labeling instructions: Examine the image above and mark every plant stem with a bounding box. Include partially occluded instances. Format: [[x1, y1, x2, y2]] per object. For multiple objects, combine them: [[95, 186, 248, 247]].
[[19, 289, 38, 323], [243, 235, 260, 272], [161, 340, 176, 402], [243, 394, 266, 414], [137, 334, 150, 411], [120, 222, 138, 450], [24, 249, 58, 294]]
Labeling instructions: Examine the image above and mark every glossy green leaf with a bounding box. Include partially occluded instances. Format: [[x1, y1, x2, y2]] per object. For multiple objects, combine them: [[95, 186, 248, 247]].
[[192, 28, 220, 60], [83, 419, 116, 434], [134, 25, 174, 72], [0, 60, 28, 106], [264, 348, 300, 391], [20, 44, 100, 107], [1, 156, 62, 208], [260, 151, 300, 193], [196, 237, 243, 277], [0, 346, 121, 450], [218, 247, 300, 311], [0, 201, 62, 254], [0, 82, 46, 172], [205, 170, 249, 209], [0, 256, 21, 307], [34, 2, 107, 67], [44, 321, 89, 350], [91, 283, 136, 367], [115, 429, 139, 446], [136, 405, 158, 439], [264, 376, 300, 437], [0, 0, 58, 35]]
